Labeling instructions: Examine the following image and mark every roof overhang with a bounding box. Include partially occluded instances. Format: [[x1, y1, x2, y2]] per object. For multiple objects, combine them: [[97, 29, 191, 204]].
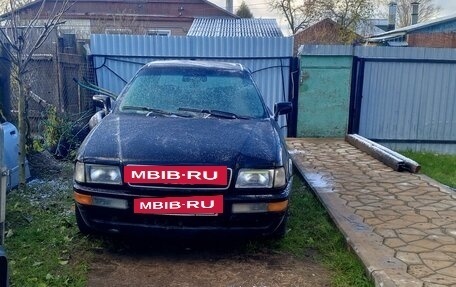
[[387, 41, 408, 47], [367, 32, 407, 43]]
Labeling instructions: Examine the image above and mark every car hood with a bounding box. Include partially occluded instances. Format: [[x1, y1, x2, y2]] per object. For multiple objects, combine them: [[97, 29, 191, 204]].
[[77, 113, 284, 168]]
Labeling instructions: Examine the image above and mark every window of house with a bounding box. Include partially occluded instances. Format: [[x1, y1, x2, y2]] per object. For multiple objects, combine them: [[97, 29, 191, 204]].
[[105, 28, 132, 34], [147, 29, 171, 36]]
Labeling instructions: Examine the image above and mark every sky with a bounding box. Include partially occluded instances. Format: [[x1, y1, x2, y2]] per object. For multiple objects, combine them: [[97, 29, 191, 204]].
[[210, 0, 456, 34], [435, 0, 456, 17]]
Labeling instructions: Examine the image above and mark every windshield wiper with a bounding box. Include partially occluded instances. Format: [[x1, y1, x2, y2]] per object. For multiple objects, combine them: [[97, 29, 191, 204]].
[[178, 107, 249, 119], [122, 105, 191, 117]]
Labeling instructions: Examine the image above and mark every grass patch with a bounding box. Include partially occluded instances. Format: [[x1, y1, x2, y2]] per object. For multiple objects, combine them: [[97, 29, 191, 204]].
[[401, 151, 456, 188], [252, 177, 373, 287], [281, 178, 372, 287], [4, 179, 101, 287]]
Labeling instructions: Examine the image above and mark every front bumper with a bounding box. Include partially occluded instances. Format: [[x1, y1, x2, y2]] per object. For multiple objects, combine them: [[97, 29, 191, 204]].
[[74, 179, 292, 237]]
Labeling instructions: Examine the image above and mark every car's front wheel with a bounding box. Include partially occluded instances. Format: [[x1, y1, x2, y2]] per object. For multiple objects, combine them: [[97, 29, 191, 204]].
[[75, 205, 94, 235], [270, 213, 289, 239]]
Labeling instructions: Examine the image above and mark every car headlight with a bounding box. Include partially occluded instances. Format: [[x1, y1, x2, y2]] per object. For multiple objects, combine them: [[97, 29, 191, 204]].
[[235, 167, 287, 188], [74, 162, 122, 185]]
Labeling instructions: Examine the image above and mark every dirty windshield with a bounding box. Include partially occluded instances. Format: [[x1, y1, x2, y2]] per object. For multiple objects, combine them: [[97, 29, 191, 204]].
[[118, 67, 267, 119]]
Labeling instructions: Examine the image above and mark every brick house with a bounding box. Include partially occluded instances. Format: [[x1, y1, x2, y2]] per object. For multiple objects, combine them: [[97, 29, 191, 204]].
[[293, 19, 362, 55], [367, 14, 456, 48], [1, 0, 237, 39]]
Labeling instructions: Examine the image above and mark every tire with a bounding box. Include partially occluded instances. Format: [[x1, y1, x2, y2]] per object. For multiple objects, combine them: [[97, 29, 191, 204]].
[[270, 213, 289, 239], [75, 205, 94, 235]]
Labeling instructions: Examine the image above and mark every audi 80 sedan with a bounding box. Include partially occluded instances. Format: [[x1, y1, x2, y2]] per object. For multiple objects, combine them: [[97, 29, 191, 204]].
[[74, 60, 293, 238]]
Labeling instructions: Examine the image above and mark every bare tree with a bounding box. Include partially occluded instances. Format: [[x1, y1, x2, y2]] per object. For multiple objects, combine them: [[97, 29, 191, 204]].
[[317, 0, 376, 30], [269, 0, 375, 34], [0, 0, 72, 189], [0, 0, 31, 13], [376, 0, 441, 28], [268, 0, 321, 34]]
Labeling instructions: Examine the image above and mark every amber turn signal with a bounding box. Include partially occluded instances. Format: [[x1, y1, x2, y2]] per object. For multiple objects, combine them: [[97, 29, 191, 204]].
[[268, 200, 289, 212], [74, 192, 93, 205]]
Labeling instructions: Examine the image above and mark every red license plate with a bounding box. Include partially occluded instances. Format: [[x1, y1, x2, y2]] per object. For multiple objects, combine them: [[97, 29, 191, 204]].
[[124, 165, 227, 185], [133, 195, 223, 215]]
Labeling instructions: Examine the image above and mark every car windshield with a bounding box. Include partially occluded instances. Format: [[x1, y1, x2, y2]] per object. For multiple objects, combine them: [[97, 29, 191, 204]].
[[117, 66, 267, 119]]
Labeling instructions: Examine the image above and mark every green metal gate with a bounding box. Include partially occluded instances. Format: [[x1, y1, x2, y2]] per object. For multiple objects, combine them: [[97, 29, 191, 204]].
[[297, 46, 353, 137]]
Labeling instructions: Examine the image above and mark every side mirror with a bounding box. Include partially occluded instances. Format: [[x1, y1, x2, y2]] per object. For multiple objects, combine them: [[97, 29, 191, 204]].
[[93, 94, 112, 114], [274, 102, 292, 121]]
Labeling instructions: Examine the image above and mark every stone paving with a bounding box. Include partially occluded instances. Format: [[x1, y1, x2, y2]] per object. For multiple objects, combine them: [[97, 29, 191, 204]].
[[287, 138, 456, 287]]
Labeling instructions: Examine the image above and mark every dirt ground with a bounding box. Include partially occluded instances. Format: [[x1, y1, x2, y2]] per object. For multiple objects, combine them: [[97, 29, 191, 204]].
[[87, 237, 332, 287]]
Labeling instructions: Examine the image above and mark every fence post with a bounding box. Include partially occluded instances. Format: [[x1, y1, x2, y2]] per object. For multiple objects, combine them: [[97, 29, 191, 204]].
[[0, 124, 8, 286], [0, 124, 6, 245]]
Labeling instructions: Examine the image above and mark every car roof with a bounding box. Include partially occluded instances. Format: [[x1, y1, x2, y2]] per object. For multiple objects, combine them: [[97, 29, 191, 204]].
[[144, 60, 246, 72]]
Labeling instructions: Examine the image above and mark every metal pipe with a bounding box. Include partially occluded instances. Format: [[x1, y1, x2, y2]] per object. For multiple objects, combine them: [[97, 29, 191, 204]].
[[388, 1, 397, 31], [346, 134, 421, 173], [346, 134, 404, 171], [411, 2, 420, 25], [226, 0, 233, 13]]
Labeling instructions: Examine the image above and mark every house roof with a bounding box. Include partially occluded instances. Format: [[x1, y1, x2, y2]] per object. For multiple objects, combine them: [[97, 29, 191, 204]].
[[368, 13, 456, 42], [187, 18, 283, 37], [356, 20, 387, 37], [0, 0, 237, 20], [368, 19, 389, 27], [296, 18, 339, 34]]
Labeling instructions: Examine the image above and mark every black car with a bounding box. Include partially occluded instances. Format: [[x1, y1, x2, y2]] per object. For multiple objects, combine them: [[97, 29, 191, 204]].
[[74, 60, 293, 238]]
